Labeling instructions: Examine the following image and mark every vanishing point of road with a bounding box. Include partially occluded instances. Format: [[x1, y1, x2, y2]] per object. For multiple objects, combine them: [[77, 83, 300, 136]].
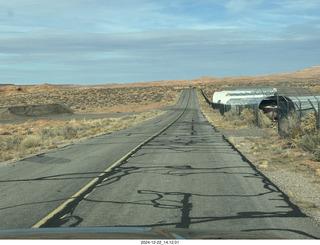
[[0, 89, 319, 239]]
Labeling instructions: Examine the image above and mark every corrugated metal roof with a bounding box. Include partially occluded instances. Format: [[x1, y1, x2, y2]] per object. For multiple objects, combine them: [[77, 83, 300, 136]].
[[211, 87, 320, 118], [289, 96, 320, 113], [226, 97, 267, 107], [212, 87, 320, 114], [276, 87, 314, 97], [223, 86, 313, 96], [212, 87, 276, 103]]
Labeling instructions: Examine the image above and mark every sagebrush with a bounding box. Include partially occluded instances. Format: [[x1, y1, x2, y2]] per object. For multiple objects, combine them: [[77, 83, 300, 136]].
[[0, 110, 164, 162]]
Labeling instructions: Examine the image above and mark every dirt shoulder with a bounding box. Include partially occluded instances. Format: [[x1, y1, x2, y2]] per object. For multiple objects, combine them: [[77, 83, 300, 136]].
[[197, 90, 320, 226]]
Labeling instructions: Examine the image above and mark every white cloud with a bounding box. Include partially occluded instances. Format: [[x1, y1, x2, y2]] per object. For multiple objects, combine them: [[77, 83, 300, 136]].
[[0, 0, 319, 84], [224, 0, 262, 13], [274, 0, 320, 10]]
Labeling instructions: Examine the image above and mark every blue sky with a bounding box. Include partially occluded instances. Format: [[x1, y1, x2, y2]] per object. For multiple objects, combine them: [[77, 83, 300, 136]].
[[0, 0, 319, 85]]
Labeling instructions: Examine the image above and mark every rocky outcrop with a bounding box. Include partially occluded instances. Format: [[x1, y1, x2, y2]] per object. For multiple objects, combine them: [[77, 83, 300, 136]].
[[0, 104, 73, 119]]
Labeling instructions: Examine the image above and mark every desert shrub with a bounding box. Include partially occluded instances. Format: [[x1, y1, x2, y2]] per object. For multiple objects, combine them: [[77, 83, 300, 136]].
[[223, 110, 237, 119], [21, 135, 42, 148], [75, 122, 91, 133], [314, 146, 320, 161], [299, 132, 320, 161], [222, 108, 273, 128], [47, 143, 58, 149], [0, 138, 5, 151], [300, 112, 317, 135], [54, 125, 78, 140], [41, 127, 57, 140], [0, 135, 23, 151], [111, 122, 125, 131], [0, 152, 12, 161], [224, 110, 243, 126], [279, 112, 318, 149], [53, 127, 64, 137], [258, 110, 273, 128], [280, 112, 317, 139], [6, 135, 23, 150], [88, 128, 100, 136], [62, 125, 78, 139], [93, 119, 109, 127], [223, 108, 258, 127], [240, 109, 255, 125], [279, 112, 300, 138], [297, 132, 320, 153]]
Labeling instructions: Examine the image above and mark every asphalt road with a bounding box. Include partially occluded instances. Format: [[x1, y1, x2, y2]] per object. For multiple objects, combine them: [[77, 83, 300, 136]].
[[0, 89, 320, 239]]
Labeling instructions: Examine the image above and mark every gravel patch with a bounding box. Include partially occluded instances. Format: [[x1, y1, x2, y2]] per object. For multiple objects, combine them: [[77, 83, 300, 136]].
[[219, 128, 269, 138], [264, 169, 320, 225], [219, 128, 320, 227]]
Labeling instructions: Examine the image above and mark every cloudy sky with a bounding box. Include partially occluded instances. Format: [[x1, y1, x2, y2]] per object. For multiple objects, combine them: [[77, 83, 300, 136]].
[[0, 0, 320, 85]]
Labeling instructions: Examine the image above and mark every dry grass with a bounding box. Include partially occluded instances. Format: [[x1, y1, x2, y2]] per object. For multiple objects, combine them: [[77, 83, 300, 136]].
[[279, 113, 301, 139], [0, 109, 165, 163], [197, 90, 236, 129], [279, 112, 320, 161]]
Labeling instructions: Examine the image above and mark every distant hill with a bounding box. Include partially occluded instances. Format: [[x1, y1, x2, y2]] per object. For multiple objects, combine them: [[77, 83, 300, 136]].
[[0, 83, 60, 95], [0, 84, 14, 86], [56, 83, 120, 89], [69, 66, 320, 88], [2, 66, 320, 93], [185, 66, 320, 86]]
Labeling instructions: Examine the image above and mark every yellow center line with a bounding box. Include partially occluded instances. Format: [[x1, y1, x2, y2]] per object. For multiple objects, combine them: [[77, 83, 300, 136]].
[[31, 101, 187, 228]]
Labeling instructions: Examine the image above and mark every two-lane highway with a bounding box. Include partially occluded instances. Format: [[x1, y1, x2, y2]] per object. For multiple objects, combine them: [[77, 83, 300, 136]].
[[0, 89, 320, 239]]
